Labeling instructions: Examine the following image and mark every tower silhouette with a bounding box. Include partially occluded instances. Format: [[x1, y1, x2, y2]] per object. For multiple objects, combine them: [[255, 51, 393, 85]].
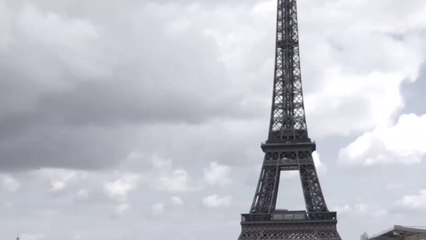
[[237, 0, 341, 239]]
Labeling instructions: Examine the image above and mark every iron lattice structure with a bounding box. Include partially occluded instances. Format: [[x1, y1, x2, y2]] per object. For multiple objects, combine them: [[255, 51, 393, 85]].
[[238, 0, 341, 239]]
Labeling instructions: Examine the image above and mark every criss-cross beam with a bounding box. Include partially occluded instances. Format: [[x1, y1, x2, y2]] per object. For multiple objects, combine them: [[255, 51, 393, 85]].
[[268, 0, 307, 143]]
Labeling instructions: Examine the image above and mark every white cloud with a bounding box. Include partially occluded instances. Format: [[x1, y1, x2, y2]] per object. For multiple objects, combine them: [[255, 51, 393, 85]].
[[152, 203, 165, 215], [171, 196, 184, 206], [112, 203, 131, 218], [72, 234, 82, 240], [76, 189, 90, 200], [1, 175, 20, 192], [339, 114, 426, 167], [397, 189, 426, 210], [332, 204, 352, 214], [20, 233, 46, 240], [152, 156, 197, 192], [156, 169, 192, 192], [104, 174, 139, 201], [253, 0, 275, 15], [300, 0, 426, 137], [51, 181, 66, 192], [312, 151, 327, 174], [152, 156, 173, 170], [334, 203, 370, 214], [306, 68, 414, 137], [203, 162, 232, 186], [203, 194, 232, 208], [386, 184, 405, 192], [36, 168, 87, 192], [332, 203, 387, 217], [372, 209, 388, 217]]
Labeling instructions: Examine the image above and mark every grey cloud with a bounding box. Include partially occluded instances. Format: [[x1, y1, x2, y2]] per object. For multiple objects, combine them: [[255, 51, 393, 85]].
[[0, 0, 426, 239], [0, 1, 271, 170], [0, 126, 129, 170]]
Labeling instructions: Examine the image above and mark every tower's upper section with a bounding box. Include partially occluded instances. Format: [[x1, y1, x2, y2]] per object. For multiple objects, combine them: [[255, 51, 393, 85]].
[[267, 0, 308, 143]]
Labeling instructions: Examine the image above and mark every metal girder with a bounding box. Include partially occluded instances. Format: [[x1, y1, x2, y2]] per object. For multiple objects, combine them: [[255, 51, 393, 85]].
[[239, 222, 341, 240], [250, 148, 327, 214], [268, 0, 307, 142], [238, 0, 341, 239]]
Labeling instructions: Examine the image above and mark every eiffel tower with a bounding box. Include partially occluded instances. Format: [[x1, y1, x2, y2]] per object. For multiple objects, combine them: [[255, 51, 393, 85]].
[[238, 0, 341, 239]]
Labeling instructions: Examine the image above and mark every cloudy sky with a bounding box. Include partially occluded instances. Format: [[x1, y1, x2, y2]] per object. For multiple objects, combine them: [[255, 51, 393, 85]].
[[1, 0, 426, 239]]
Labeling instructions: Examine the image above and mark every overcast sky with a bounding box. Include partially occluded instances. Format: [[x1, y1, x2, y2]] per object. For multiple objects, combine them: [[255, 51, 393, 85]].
[[1, 0, 426, 239]]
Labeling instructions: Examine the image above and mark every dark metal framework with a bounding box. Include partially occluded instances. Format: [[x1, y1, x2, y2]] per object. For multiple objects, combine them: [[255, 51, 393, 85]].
[[238, 0, 341, 239]]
